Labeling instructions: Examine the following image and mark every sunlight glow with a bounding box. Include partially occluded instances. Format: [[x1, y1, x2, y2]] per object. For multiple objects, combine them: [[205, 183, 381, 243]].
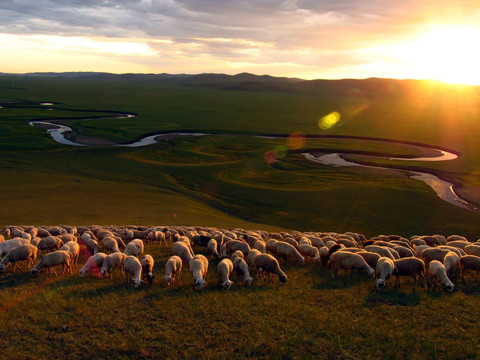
[[384, 24, 480, 85]]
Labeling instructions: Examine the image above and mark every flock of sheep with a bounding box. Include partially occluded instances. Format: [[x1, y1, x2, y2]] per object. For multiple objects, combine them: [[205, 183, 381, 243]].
[[1, 224, 480, 293]]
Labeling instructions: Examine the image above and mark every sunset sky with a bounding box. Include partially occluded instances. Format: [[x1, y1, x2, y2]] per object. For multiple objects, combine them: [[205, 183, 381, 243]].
[[1, 0, 480, 85]]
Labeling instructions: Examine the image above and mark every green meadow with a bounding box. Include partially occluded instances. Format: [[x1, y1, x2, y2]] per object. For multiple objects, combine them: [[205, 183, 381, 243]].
[[1, 74, 480, 237], [2, 74, 480, 359]]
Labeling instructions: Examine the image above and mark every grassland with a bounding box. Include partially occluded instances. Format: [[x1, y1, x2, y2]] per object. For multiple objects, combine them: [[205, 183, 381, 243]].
[[1, 74, 480, 237], [2, 74, 480, 359], [1, 241, 480, 360]]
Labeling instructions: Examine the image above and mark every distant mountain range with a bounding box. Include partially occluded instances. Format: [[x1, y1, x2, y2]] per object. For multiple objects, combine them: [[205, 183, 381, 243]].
[[3, 71, 478, 99]]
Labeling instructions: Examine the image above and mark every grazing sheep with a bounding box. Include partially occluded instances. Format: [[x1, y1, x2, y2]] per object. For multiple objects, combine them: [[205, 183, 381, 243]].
[[414, 245, 431, 258], [447, 235, 468, 243], [123, 255, 143, 288], [0, 244, 38, 273], [101, 236, 121, 254], [141, 254, 155, 285], [253, 254, 287, 284], [273, 242, 304, 265], [231, 250, 244, 262], [464, 245, 480, 257], [221, 240, 251, 258], [60, 241, 80, 266], [393, 246, 414, 258], [437, 245, 465, 258], [443, 251, 460, 278], [337, 238, 358, 248], [100, 252, 127, 278], [429, 260, 454, 292], [265, 239, 278, 254], [189, 254, 209, 291], [298, 244, 320, 262], [253, 239, 267, 254], [217, 258, 234, 289], [298, 237, 312, 246], [322, 244, 344, 266], [357, 251, 381, 269], [84, 238, 99, 255], [57, 234, 77, 243], [172, 242, 194, 264], [459, 255, 480, 283], [445, 240, 470, 250], [327, 251, 375, 279], [37, 236, 64, 253], [31, 250, 72, 277], [233, 257, 253, 286], [79, 252, 107, 277], [392, 257, 427, 290], [163, 255, 182, 286], [0, 238, 31, 257], [421, 247, 451, 266], [123, 239, 144, 257], [375, 257, 395, 291], [309, 237, 326, 249], [246, 249, 262, 267], [191, 234, 212, 251], [364, 245, 397, 260], [206, 239, 219, 259]]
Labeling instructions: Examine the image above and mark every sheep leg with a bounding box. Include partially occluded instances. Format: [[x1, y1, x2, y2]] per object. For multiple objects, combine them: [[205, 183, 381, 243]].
[[13, 262, 20, 272], [475, 271, 479, 283], [394, 275, 400, 287]]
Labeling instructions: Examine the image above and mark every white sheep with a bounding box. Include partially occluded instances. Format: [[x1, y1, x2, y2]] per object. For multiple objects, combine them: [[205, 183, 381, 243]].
[[464, 245, 480, 257], [189, 254, 209, 291], [233, 257, 253, 286], [141, 254, 155, 285], [206, 239, 219, 258], [392, 257, 427, 290], [100, 252, 127, 278], [297, 244, 320, 262], [253, 239, 267, 253], [221, 240, 251, 258], [0, 244, 38, 273], [217, 258, 234, 289], [246, 249, 262, 267], [172, 241, 194, 264], [60, 241, 80, 266], [252, 254, 287, 284], [57, 234, 77, 243], [0, 238, 31, 257], [101, 236, 121, 254], [429, 260, 454, 292], [123, 239, 144, 257], [79, 252, 107, 277], [163, 255, 182, 286], [375, 257, 395, 291], [31, 250, 72, 277], [123, 255, 143, 288], [327, 251, 375, 279], [443, 251, 459, 278], [84, 238, 99, 255], [459, 255, 480, 283], [272, 242, 305, 265]]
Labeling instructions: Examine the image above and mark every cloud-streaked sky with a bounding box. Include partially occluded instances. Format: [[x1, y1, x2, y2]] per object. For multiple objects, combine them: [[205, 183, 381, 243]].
[[2, 0, 480, 84]]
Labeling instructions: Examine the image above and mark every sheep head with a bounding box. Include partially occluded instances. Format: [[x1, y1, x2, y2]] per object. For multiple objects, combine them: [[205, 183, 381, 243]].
[[194, 278, 206, 291]]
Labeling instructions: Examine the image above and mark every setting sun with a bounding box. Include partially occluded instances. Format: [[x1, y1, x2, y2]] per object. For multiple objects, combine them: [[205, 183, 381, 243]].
[[388, 24, 480, 85]]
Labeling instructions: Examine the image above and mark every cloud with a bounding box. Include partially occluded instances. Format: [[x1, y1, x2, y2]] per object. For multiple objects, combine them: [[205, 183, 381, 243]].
[[1, 0, 479, 80]]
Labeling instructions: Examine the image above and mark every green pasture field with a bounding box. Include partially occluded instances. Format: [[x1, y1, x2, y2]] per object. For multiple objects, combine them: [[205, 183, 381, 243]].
[[1, 74, 480, 237], [1, 241, 480, 359], [1, 75, 480, 359]]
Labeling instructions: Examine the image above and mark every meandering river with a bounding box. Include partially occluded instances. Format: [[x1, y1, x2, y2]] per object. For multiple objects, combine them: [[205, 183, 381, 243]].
[[23, 103, 480, 212]]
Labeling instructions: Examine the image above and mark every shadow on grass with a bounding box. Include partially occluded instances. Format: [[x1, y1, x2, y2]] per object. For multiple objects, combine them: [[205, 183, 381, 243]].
[[0, 271, 33, 289], [314, 272, 374, 290], [365, 288, 423, 307]]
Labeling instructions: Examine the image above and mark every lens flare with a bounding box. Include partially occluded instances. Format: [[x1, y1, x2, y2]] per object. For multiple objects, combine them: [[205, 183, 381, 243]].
[[264, 150, 277, 164], [319, 112, 341, 130], [287, 131, 306, 149], [274, 145, 288, 159]]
